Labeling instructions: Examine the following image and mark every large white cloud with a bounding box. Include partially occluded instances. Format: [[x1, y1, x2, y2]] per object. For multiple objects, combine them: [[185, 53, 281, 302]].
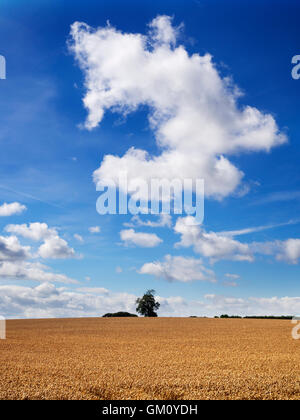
[[139, 254, 216, 283], [70, 15, 286, 200], [0, 202, 26, 217], [120, 228, 162, 247]]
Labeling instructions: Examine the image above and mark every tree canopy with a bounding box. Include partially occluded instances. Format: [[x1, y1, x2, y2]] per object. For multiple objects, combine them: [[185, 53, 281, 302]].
[[136, 289, 160, 317]]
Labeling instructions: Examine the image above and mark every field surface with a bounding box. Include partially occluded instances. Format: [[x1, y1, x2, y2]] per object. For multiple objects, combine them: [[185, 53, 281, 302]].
[[0, 317, 299, 400]]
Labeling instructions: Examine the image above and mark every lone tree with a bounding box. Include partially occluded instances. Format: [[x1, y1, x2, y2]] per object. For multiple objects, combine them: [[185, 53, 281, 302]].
[[136, 289, 160, 317]]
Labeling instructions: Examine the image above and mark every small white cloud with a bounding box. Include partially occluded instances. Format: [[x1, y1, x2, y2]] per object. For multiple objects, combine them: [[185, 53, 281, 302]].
[[5, 222, 56, 241], [120, 229, 162, 248], [38, 236, 75, 259], [0, 235, 31, 262], [275, 239, 300, 264], [116, 266, 122, 273], [225, 273, 240, 280], [223, 281, 238, 288], [174, 217, 253, 262], [139, 254, 216, 283], [89, 226, 101, 234], [74, 233, 84, 243], [0, 202, 26, 217], [124, 214, 172, 228]]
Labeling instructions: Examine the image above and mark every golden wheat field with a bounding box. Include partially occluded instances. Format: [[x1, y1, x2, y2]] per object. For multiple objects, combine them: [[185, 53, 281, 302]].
[[0, 317, 299, 400]]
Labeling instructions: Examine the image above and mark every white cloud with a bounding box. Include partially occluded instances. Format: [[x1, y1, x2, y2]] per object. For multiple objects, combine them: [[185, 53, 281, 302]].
[[5, 222, 55, 241], [0, 228, 77, 284], [124, 214, 172, 228], [70, 15, 286, 200], [223, 281, 238, 288], [174, 216, 300, 265], [74, 233, 84, 243], [225, 273, 240, 280], [38, 236, 75, 259], [5, 222, 75, 260], [277, 239, 300, 264], [0, 283, 136, 319], [89, 226, 101, 234], [120, 228, 162, 247], [116, 266, 122, 273], [218, 219, 297, 237], [204, 294, 300, 317], [139, 254, 216, 283], [174, 216, 253, 262], [0, 235, 30, 262], [0, 283, 299, 319], [254, 238, 300, 264], [0, 261, 77, 284], [77, 287, 109, 294], [0, 202, 26, 217]]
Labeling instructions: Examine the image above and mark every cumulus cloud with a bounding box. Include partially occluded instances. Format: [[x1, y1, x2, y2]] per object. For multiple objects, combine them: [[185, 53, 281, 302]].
[[0, 261, 77, 284], [174, 216, 253, 262], [139, 254, 216, 283], [0, 202, 26, 217], [5, 222, 75, 259], [89, 226, 101, 234], [70, 15, 286, 200], [204, 294, 300, 317], [0, 224, 77, 283], [0, 283, 136, 319], [120, 228, 162, 247], [0, 235, 30, 262], [253, 238, 300, 264], [174, 216, 300, 264], [38, 236, 75, 259], [5, 222, 55, 241]]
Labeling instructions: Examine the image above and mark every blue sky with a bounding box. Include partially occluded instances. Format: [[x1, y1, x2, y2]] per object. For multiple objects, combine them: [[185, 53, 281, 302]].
[[0, 0, 300, 318]]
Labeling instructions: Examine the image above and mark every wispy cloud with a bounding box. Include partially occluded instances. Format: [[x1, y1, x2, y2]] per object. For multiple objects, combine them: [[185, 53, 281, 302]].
[[251, 191, 300, 206], [218, 219, 300, 237], [0, 185, 63, 209]]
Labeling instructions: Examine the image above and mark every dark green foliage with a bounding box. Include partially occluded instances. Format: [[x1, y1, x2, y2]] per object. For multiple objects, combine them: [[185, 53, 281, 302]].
[[102, 312, 138, 317], [243, 315, 292, 320], [136, 289, 160, 317], [217, 315, 292, 320]]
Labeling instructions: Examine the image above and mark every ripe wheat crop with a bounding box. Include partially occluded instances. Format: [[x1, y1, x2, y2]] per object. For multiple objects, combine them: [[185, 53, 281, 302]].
[[0, 317, 299, 400]]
